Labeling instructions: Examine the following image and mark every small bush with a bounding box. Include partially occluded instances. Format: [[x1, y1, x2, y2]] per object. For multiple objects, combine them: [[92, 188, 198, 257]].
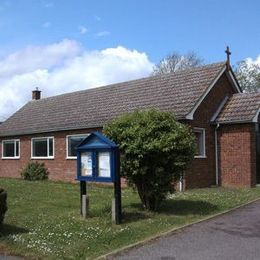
[[21, 161, 49, 181], [0, 188, 7, 224]]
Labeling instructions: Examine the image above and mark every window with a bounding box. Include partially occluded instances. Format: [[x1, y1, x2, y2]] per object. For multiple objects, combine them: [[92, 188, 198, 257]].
[[2, 139, 20, 159], [31, 137, 54, 159], [193, 128, 206, 158], [66, 134, 89, 159]]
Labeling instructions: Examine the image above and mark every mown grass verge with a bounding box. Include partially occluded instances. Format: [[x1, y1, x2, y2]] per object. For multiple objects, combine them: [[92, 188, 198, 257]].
[[1, 178, 260, 259]]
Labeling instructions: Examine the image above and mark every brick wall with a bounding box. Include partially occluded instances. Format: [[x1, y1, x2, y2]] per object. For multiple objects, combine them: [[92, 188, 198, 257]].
[[0, 128, 100, 182], [184, 72, 236, 188], [218, 123, 256, 188]]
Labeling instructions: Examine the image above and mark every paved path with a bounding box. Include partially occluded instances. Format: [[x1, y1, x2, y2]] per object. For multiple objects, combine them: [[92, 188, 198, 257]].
[[111, 200, 260, 260]]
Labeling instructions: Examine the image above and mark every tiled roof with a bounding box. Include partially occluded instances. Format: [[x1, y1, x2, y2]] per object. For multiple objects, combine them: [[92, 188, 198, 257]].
[[0, 62, 226, 137], [217, 93, 260, 123]]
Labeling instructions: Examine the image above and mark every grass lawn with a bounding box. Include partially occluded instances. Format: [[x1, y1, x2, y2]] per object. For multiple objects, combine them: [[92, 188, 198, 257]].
[[1, 178, 260, 259]]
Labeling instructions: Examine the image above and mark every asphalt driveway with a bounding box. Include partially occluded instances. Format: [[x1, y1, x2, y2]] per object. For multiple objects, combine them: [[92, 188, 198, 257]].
[[110, 200, 260, 260]]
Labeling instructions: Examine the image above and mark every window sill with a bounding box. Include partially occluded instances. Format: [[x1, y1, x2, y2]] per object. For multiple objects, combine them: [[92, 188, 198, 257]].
[[2, 157, 20, 160], [31, 157, 54, 160], [194, 155, 207, 159], [66, 157, 77, 160]]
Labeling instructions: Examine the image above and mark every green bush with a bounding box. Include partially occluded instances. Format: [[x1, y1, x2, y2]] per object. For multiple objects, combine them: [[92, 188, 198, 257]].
[[21, 161, 49, 181], [104, 109, 196, 211], [0, 188, 7, 224]]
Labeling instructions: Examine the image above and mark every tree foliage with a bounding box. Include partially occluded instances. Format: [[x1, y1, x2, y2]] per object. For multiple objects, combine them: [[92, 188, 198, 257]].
[[152, 51, 203, 75], [104, 109, 195, 211], [234, 60, 260, 93]]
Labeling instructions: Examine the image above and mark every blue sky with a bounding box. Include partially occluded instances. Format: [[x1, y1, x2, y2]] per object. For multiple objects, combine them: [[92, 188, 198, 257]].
[[0, 0, 259, 119], [0, 0, 259, 63]]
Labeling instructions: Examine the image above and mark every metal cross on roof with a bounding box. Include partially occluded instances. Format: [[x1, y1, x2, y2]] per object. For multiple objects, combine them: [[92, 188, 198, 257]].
[[225, 46, 231, 69]]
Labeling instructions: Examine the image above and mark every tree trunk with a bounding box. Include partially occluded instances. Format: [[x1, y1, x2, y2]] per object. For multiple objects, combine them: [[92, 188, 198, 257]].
[[0, 189, 7, 224], [135, 178, 159, 211]]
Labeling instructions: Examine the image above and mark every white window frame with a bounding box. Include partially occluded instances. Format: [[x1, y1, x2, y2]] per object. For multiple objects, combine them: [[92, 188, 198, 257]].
[[2, 139, 20, 159], [193, 128, 206, 158], [66, 134, 89, 159], [31, 136, 54, 159]]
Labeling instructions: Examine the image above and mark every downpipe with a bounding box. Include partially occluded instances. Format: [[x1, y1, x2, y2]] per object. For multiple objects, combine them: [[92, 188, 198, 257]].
[[215, 123, 220, 186]]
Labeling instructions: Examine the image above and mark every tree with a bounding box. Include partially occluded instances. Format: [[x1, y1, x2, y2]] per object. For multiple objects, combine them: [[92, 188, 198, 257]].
[[234, 60, 260, 93], [152, 51, 203, 75], [104, 109, 195, 211]]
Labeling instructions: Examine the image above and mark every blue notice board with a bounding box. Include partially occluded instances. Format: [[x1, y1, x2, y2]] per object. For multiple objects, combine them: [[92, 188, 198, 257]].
[[76, 132, 119, 183]]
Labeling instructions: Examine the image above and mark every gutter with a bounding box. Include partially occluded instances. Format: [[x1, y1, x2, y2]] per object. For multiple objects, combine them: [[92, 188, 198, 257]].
[[215, 123, 220, 186], [216, 119, 256, 125]]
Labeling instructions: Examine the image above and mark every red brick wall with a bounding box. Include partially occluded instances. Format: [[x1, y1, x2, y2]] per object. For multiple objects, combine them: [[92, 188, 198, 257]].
[[218, 124, 256, 188], [0, 128, 100, 182], [184, 72, 237, 188]]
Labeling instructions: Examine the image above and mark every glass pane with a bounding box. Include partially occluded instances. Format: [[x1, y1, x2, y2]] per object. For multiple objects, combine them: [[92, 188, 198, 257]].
[[3, 141, 15, 157], [33, 139, 48, 157], [194, 132, 201, 156], [193, 131, 204, 156], [49, 138, 53, 157], [81, 152, 92, 176], [68, 135, 87, 157], [15, 141, 19, 157], [98, 152, 111, 178]]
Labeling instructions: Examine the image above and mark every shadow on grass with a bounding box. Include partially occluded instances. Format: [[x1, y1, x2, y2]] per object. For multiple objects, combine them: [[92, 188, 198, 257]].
[[0, 224, 29, 237], [128, 203, 144, 211], [159, 199, 218, 215], [90, 204, 113, 218], [122, 211, 150, 224], [128, 200, 218, 216]]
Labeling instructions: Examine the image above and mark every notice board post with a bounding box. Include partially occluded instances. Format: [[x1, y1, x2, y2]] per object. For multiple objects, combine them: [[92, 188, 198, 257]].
[[77, 132, 122, 224]]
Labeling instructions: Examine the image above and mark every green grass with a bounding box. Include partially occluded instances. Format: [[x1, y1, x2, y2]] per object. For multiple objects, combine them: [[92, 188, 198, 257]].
[[1, 178, 260, 259]]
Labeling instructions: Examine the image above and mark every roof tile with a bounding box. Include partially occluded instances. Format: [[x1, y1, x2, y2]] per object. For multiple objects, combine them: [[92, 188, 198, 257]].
[[0, 62, 226, 136], [217, 93, 260, 123]]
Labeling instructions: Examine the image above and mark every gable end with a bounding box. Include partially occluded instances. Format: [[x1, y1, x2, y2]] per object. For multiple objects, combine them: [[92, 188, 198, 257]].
[[185, 66, 241, 120]]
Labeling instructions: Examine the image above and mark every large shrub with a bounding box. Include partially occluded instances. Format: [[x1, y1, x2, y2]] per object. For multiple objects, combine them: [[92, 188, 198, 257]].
[[0, 188, 7, 224], [21, 161, 49, 181], [104, 109, 195, 211]]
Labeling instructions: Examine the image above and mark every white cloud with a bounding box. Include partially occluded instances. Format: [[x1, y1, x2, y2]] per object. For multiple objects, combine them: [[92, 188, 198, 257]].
[[42, 22, 51, 28], [0, 40, 154, 120], [94, 15, 101, 21], [95, 31, 110, 37], [245, 55, 260, 67], [0, 39, 82, 78], [78, 25, 88, 34], [42, 1, 53, 8]]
